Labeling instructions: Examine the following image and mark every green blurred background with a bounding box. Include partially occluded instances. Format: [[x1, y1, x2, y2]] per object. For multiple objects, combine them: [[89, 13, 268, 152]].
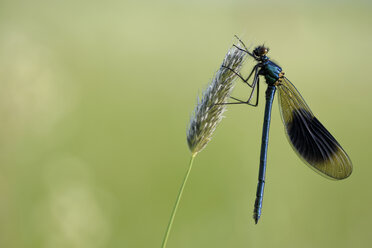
[[0, 0, 371, 247]]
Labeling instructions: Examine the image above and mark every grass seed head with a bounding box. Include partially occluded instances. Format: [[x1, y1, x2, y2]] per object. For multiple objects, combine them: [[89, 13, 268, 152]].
[[187, 44, 247, 155]]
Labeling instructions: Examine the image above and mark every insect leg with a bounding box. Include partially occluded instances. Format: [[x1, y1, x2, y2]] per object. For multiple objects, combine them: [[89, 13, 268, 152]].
[[221, 64, 260, 88], [216, 76, 260, 107], [246, 72, 260, 106], [233, 35, 255, 58], [215, 95, 252, 105], [232, 45, 255, 59], [234, 35, 249, 51], [250, 78, 259, 107]]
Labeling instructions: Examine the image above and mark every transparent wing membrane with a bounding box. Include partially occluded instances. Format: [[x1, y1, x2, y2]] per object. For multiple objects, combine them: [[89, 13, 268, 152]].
[[277, 77, 352, 179]]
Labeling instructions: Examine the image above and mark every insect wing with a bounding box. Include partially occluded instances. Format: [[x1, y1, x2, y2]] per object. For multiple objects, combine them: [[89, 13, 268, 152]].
[[277, 77, 352, 179]]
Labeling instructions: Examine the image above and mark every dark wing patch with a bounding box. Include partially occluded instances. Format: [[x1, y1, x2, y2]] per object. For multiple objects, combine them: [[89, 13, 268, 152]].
[[288, 108, 339, 164], [277, 77, 352, 179]]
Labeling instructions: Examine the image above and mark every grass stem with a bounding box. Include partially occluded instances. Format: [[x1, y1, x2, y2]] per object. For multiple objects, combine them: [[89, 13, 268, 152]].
[[161, 154, 197, 248]]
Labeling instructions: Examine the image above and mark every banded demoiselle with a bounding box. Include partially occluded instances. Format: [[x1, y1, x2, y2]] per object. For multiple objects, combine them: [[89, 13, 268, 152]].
[[223, 37, 352, 224]]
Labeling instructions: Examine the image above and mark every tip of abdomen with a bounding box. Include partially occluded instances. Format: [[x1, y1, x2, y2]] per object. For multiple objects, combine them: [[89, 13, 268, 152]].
[[253, 213, 260, 224]]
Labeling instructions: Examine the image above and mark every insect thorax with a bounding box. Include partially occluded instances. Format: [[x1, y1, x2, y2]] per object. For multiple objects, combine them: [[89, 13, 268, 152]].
[[262, 60, 283, 86]]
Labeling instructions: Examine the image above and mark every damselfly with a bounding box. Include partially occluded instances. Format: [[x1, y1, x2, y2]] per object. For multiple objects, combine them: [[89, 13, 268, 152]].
[[223, 37, 352, 224]]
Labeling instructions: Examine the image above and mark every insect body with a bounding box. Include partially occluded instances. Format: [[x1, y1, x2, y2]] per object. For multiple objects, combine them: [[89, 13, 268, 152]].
[[261, 60, 283, 85], [224, 38, 352, 224]]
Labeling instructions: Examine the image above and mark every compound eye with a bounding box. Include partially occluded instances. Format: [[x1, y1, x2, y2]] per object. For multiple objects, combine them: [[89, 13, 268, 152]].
[[254, 46, 269, 57], [262, 47, 269, 55]]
